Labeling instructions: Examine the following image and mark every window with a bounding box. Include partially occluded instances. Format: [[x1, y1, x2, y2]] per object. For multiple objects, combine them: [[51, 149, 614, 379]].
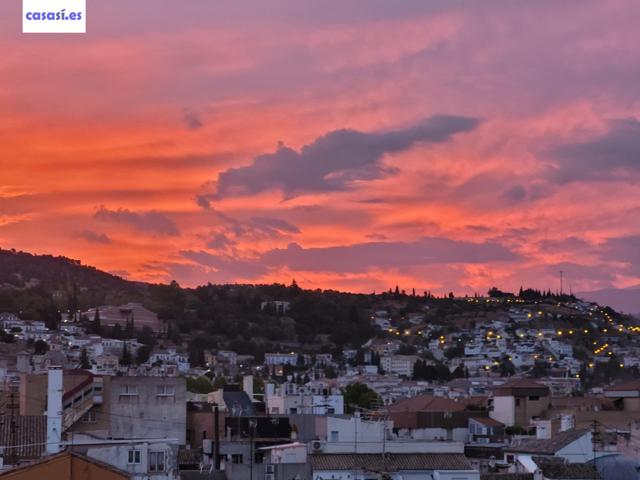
[[515, 398, 521, 406], [289, 408, 297, 414], [128, 450, 141, 464], [231, 454, 243, 464], [529, 395, 540, 401], [82, 411, 96, 423], [120, 385, 138, 396], [157, 385, 175, 396], [327, 408, 335, 414], [330, 431, 339, 442], [149, 451, 165, 472]]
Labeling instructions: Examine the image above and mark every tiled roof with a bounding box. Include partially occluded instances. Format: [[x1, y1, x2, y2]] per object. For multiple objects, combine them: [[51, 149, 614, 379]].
[[0, 415, 46, 459], [533, 457, 601, 479], [481, 474, 534, 480], [605, 380, 640, 392], [388, 395, 467, 413], [505, 428, 590, 455], [310, 453, 473, 472], [493, 379, 550, 396], [0, 451, 129, 478], [471, 416, 504, 427]]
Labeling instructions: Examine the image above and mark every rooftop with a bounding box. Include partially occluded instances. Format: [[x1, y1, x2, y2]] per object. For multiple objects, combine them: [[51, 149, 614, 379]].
[[310, 453, 473, 471], [505, 428, 590, 455]]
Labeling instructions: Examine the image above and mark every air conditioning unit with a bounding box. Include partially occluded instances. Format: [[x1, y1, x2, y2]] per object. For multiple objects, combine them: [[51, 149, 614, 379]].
[[265, 464, 276, 474], [311, 441, 325, 452]]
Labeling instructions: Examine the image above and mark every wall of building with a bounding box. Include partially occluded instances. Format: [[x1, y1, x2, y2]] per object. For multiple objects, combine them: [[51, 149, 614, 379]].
[[491, 396, 515, 426], [397, 427, 468, 442], [86, 442, 178, 480], [516, 395, 549, 426], [108, 377, 186, 444], [434, 469, 481, 480]]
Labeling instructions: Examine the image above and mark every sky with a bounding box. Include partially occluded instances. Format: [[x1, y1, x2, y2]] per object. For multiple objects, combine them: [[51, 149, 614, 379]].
[[1, 0, 639, 306]]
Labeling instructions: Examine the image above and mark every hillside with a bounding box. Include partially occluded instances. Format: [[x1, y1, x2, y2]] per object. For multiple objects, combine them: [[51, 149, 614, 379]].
[[0, 248, 145, 319], [1, 248, 636, 371]]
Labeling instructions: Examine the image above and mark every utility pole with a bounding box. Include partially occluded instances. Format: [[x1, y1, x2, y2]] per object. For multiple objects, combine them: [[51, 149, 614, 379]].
[[7, 388, 18, 466], [559, 270, 564, 296], [249, 419, 257, 480], [591, 419, 598, 464]]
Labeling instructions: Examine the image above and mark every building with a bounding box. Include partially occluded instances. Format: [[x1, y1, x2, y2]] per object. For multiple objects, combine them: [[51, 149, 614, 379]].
[[0, 451, 128, 480], [489, 379, 550, 427], [84, 303, 164, 333], [604, 380, 640, 411], [310, 453, 480, 480], [389, 395, 486, 442], [265, 382, 344, 415], [504, 428, 593, 464], [381, 355, 419, 377], [468, 417, 505, 444], [264, 353, 298, 367]]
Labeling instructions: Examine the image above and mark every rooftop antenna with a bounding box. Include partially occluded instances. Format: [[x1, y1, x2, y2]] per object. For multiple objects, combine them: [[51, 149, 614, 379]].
[[558, 270, 564, 296]]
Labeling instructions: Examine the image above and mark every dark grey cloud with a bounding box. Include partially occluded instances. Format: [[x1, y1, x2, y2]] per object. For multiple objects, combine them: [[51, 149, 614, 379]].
[[546, 118, 640, 184], [206, 232, 236, 250], [502, 184, 527, 202], [183, 108, 203, 130], [200, 212, 300, 252], [94, 206, 180, 236], [250, 216, 300, 234], [74, 230, 112, 244], [180, 250, 268, 278], [260, 237, 517, 273], [198, 115, 479, 204], [538, 236, 592, 253]]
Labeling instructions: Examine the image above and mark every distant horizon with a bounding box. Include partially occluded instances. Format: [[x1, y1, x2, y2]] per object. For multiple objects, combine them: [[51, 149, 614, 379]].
[[3, 246, 639, 314]]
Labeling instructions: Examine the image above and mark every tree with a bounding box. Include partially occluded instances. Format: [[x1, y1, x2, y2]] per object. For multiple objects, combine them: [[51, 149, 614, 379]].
[[187, 376, 214, 394], [120, 343, 132, 366], [34, 339, 49, 355], [343, 383, 380, 413], [39, 302, 61, 331], [136, 345, 151, 365], [80, 348, 91, 369], [137, 326, 156, 348], [89, 308, 101, 335]]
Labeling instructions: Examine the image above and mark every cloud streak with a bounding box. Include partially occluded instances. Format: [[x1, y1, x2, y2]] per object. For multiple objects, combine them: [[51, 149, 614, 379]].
[[94, 206, 180, 236]]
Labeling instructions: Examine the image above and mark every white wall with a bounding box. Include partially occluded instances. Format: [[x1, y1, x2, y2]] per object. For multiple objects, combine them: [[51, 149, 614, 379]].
[[313, 469, 478, 480], [556, 432, 593, 463], [490, 396, 515, 426]]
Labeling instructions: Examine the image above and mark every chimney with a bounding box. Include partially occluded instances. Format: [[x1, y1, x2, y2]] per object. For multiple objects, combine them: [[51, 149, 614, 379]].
[[46, 366, 63, 455], [243, 375, 254, 400], [560, 414, 575, 432]]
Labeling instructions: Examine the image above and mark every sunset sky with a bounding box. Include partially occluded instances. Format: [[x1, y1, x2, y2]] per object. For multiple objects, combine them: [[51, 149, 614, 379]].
[[1, 1, 639, 302]]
